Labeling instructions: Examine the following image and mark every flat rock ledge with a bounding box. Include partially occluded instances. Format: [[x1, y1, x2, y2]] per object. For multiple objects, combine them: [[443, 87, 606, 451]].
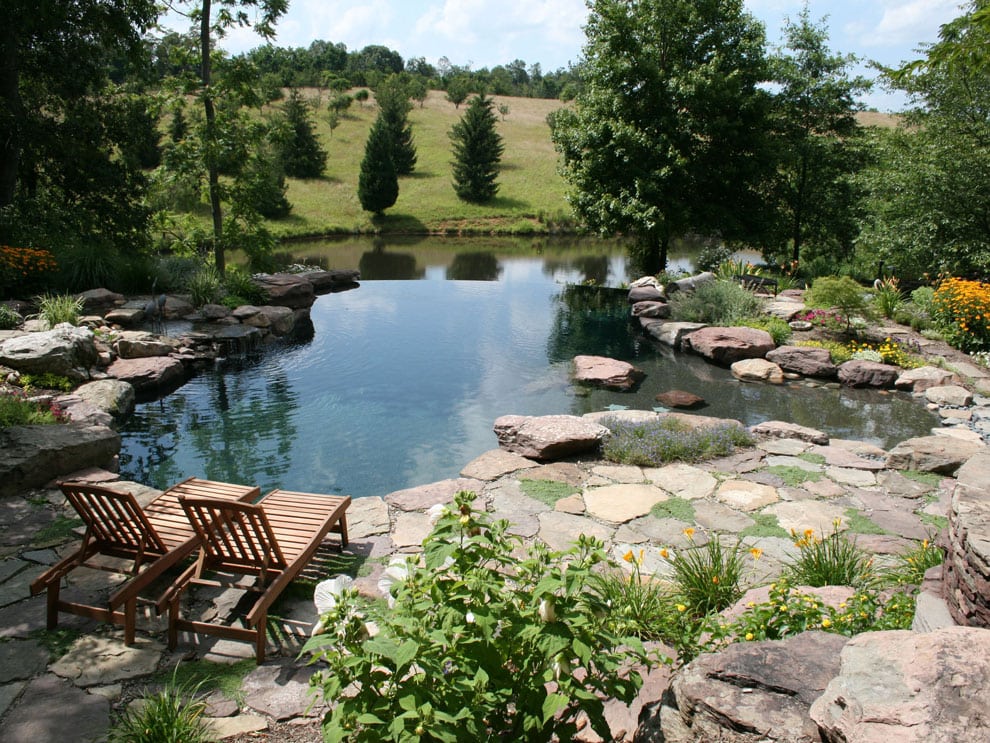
[[573, 354, 645, 391], [494, 414, 608, 460]]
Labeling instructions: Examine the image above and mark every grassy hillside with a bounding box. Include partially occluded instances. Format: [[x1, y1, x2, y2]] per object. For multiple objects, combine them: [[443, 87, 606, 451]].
[[270, 90, 572, 238]]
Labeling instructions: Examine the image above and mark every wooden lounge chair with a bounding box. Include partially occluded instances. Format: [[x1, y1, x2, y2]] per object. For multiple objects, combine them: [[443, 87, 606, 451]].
[[30, 477, 259, 644], [163, 489, 350, 662]]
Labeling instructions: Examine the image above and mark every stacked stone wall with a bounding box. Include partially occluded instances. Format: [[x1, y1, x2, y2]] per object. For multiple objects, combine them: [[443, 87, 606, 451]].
[[943, 452, 990, 627]]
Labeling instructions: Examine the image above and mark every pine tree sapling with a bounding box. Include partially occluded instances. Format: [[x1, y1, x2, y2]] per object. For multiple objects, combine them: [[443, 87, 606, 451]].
[[278, 88, 327, 178], [358, 115, 399, 214], [450, 94, 504, 203], [375, 74, 417, 175]]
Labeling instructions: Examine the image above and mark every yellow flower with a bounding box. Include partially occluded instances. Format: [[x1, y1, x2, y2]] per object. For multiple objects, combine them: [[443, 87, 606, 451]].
[[745, 632, 754, 641], [676, 604, 686, 612], [803, 528, 814, 539], [749, 547, 762, 561], [712, 576, 719, 584], [623, 550, 634, 563], [683, 527, 695, 539], [660, 548, 669, 559], [822, 618, 832, 628]]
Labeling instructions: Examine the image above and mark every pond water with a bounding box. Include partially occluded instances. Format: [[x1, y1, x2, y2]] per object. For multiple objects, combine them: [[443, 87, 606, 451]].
[[118, 237, 939, 499]]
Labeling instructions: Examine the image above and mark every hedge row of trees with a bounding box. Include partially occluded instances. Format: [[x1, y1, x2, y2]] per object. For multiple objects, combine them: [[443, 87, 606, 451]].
[[1, 0, 987, 292]]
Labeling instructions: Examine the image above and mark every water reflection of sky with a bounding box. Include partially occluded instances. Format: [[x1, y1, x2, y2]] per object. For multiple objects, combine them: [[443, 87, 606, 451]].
[[119, 243, 939, 499]]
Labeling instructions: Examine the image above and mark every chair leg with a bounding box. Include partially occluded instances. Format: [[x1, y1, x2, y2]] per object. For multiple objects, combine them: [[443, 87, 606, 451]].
[[338, 516, 349, 548], [124, 598, 136, 645], [167, 595, 180, 651], [46, 584, 60, 630], [255, 612, 267, 664]]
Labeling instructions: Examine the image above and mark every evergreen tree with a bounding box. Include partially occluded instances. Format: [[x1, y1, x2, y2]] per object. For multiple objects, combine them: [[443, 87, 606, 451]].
[[358, 115, 398, 214], [450, 94, 504, 203], [375, 75, 417, 176], [278, 88, 327, 178], [169, 104, 188, 143]]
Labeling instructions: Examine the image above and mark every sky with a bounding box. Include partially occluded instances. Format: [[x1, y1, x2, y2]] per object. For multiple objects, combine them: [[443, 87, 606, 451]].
[[170, 0, 967, 111]]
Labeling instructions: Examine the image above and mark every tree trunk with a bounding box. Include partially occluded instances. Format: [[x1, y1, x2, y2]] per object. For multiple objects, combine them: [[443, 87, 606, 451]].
[[791, 153, 808, 263], [0, 22, 21, 208], [200, 0, 225, 275]]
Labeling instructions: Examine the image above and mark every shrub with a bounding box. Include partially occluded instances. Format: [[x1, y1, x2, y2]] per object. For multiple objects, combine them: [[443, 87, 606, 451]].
[[738, 316, 792, 345], [306, 490, 650, 743], [18, 373, 73, 392], [221, 267, 266, 307], [0, 303, 22, 329], [847, 338, 924, 368], [668, 279, 762, 325], [695, 243, 736, 272], [0, 392, 68, 427], [35, 293, 83, 327], [850, 347, 883, 362], [785, 522, 874, 587], [602, 416, 754, 467], [794, 339, 854, 364], [0, 245, 58, 298], [910, 285, 936, 316], [796, 308, 847, 332], [667, 530, 746, 617], [805, 276, 872, 331], [931, 277, 990, 353], [108, 667, 213, 743]]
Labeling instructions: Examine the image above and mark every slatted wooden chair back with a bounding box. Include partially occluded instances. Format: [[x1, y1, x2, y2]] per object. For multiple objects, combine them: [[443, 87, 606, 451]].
[[60, 482, 168, 568], [179, 496, 288, 580]]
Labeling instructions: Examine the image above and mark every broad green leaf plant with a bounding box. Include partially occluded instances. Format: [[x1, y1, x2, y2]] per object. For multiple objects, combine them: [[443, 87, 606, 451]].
[[305, 490, 651, 742]]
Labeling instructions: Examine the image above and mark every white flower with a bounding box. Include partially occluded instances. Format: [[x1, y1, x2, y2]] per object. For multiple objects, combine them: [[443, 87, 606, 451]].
[[427, 503, 449, 526], [311, 575, 354, 635], [539, 598, 556, 623], [465, 611, 475, 624], [378, 556, 412, 608]]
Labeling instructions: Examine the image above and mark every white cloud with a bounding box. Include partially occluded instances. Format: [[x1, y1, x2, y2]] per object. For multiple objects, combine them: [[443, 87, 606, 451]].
[[845, 0, 960, 50]]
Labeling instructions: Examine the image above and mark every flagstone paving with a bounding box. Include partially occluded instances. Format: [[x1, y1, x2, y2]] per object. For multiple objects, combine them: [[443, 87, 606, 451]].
[[0, 403, 987, 741]]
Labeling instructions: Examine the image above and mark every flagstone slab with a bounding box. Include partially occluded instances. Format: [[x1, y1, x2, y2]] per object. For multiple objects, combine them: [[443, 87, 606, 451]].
[[490, 481, 552, 517], [826, 466, 878, 487], [848, 491, 930, 541], [622, 516, 705, 548], [207, 715, 268, 739], [766, 455, 823, 472], [242, 662, 322, 720], [765, 500, 849, 536], [0, 680, 25, 719], [0, 675, 109, 743], [519, 462, 588, 487], [875, 470, 937, 499], [692, 501, 756, 533], [583, 484, 668, 523], [716, 480, 779, 512], [829, 439, 888, 459], [460, 448, 539, 481], [537, 511, 615, 552], [390, 511, 432, 551], [757, 438, 811, 456], [803, 478, 847, 499], [706, 449, 766, 474], [345, 496, 390, 539], [591, 464, 646, 483], [51, 636, 164, 687], [644, 463, 718, 499], [0, 639, 48, 683], [554, 494, 586, 515], [386, 477, 485, 511]]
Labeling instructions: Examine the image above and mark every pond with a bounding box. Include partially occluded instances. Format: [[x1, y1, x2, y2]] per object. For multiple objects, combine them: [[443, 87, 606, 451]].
[[118, 237, 939, 499]]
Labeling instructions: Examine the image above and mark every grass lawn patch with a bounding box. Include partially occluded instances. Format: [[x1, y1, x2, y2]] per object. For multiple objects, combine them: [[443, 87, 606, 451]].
[[798, 452, 827, 465], [153, 658, 256, 705]]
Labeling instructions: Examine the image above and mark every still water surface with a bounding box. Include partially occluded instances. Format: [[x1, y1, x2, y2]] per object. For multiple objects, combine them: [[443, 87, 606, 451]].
[[118, 238, 938, 499]]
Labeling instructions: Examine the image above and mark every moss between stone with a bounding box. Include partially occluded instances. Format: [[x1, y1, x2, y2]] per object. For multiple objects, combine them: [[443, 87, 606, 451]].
[[766, 465, 824, 486], [519, 479, 580, 507], [843, 508, 889, 535], [797, 452, 827, 465], [739, 513, 790, 539], [649, 496, 696, 522]]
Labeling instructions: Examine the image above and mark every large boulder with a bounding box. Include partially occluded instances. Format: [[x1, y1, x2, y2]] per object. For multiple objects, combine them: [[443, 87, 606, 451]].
[[925, 384, 974, 407], [114, 331, 176, 359], [894, 366, 964, 393], [631, 301, 670, 319], [666, 271, 715, 294], [493, 414, 607, 460], [655, 390, 706, 409], [0, 424, 120, 497], [75, 288, 124, 313], [687, 326, 775, 365], [766, 345, 837, 378], [885, 434, 985, 475], [299, 268, 360, 293], [0, 324, 99, 381], [837, 360, 899, 388], [252, 273, 315, 309], [751, 420, 829, 445], [643, 321, 706, 349], [810, 627, 990, 743], [71, 379, 135, 425], [628, 284, 665, 303], [637, 631, 848, 743], [731, 358, 785, 384], [572, 355, 644, 391], [241, 305, 296, 336], [106, 356, 186, 394]]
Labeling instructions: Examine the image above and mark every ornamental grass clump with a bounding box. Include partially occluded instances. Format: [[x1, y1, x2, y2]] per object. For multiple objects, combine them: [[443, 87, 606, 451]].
[[668, 530, 746, 617], [35, 293, 83, 328], [667, 278, 762, 325], [785, 521, 874, 587], [931, 277, 990, 352], [108, 667, 213, 743], [591, 548, 670, 642], [602, 416, 753, 467], [305, 490, 650, 743]]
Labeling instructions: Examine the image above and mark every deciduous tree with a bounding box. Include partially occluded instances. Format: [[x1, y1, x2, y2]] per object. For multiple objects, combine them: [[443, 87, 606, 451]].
[[550, 0, 772, 273]]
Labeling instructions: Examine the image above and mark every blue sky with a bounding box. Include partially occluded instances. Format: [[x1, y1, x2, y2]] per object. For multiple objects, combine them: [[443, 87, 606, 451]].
[[186, 0, 965, 111]]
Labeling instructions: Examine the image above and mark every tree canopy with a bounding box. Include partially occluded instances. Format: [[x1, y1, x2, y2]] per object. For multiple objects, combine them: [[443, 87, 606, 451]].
[[550, 0, 773, 272]]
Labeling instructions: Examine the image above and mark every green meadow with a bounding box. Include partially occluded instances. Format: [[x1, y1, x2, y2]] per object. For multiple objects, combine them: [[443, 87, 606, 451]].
[[269, 90, 573, 238]]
